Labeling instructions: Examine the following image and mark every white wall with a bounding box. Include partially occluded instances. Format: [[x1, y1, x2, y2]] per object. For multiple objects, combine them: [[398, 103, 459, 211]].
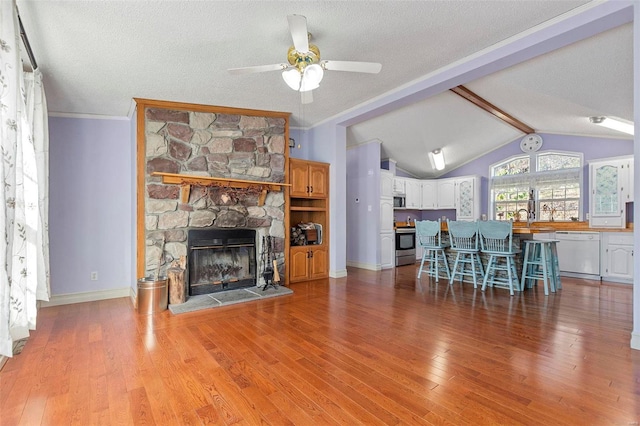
[[631, 1, 639, 350]]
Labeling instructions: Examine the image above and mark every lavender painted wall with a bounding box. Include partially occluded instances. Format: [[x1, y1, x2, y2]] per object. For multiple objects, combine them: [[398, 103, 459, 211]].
[[49, 116, 134, 295], [308, 121, 348, 277], [288, 128, 307, 159], [346, 141, 381, 267], [441, 133, 633, 219], [130, 113, 137, 292]]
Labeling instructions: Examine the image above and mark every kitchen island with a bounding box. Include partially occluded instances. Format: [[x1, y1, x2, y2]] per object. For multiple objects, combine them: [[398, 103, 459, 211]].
[[407, 220, 634, 286]]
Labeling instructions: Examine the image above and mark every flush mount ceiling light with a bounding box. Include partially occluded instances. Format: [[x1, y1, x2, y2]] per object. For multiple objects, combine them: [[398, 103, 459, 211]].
[[589, 116, 634, 135], [429, 148, 445, 171]]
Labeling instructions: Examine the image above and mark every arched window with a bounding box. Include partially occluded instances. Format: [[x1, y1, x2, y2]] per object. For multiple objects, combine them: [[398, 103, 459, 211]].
[[490, 151, 582, 221]]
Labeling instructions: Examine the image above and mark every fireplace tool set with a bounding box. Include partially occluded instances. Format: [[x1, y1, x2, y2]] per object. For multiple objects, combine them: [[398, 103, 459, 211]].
[[261, 235, 280, 290]]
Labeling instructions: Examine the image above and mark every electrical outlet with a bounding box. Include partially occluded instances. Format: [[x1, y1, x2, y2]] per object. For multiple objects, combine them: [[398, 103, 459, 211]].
[[91, 271, 98, 281]]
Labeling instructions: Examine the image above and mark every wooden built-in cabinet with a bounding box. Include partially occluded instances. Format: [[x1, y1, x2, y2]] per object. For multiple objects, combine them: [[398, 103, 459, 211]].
[[289, 245, 328, 282], [289, 158, 330, 283], [290, 159, 329, 198]]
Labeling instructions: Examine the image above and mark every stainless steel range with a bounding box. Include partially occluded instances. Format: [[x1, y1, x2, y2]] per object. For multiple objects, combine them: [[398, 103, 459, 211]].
[[395, 227, 416, 266]]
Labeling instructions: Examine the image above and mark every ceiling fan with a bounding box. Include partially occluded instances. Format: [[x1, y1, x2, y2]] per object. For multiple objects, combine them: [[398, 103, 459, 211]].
[[228, 15, 382, 104]]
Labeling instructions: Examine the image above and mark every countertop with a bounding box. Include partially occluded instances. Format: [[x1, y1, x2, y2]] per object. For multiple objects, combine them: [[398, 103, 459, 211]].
[[512, 221, 633, 233], [394, 221, 633, 233]]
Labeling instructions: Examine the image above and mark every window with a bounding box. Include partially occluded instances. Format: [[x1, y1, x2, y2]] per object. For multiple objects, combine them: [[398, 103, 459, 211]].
[[490, 151, 582, 221]]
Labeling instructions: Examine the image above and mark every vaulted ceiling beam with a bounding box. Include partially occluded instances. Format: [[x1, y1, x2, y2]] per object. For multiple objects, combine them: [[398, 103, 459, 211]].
[[450, 85, 535, 134]]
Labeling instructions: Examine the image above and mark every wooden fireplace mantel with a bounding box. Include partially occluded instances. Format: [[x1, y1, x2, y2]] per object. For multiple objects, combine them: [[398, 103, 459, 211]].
[[151, 172, 291, 206]]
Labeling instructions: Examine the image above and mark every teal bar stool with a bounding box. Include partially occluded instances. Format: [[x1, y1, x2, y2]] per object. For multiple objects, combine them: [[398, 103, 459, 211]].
[[447, 220, 484, 288], [416, 219, 450, 282], [520, 240, 555, 295], [547, 239, 562, 290], [478, 220, 521, 296]]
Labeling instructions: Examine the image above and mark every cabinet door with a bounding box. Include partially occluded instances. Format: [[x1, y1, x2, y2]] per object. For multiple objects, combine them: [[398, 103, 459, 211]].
[[380, 171, 393, 198], [605, 244, 634, 280], [456, 177, 476, 220], [309, 246, 328, 279], [289, 247, 310, 283], [380, 198, 394, 233], [624, 159, 633, 203], [309, 164, 328, 198], [393, 177, 406, 194], [591, 162, 622, 217], [290, 160, 310, 197], [421, 180, 437, 209], [380, 233, 394, 269], [437, 179, 456, 209], [405, 179, 421, 208]]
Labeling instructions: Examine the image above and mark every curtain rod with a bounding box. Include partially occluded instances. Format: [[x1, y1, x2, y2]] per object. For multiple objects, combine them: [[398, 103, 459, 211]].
[[16, 7, 38, 70]]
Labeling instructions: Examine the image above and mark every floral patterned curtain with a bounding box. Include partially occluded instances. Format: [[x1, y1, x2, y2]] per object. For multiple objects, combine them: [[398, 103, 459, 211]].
[[0, 1, 50, 358]]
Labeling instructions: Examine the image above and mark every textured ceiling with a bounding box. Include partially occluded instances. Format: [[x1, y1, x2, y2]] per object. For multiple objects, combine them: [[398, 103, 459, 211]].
[[17, 1, 633, 177]]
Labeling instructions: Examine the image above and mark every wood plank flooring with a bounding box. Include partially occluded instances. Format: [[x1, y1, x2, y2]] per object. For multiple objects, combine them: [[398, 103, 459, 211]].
[[2, 266, 639, 425]]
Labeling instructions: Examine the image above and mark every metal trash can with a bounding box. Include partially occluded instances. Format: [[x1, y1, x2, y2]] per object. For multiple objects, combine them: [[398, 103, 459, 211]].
[[137, 277, 168, 314]]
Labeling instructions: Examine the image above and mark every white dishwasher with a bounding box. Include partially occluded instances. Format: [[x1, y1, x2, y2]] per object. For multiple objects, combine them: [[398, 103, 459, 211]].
[[554, 231, 600, 276]]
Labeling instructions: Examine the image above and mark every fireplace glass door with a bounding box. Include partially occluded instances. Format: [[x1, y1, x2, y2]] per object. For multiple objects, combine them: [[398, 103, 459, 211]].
[[188, 229, 257, 295]]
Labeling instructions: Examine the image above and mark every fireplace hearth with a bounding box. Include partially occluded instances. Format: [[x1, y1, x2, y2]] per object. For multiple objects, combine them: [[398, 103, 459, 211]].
[[188, 228, 257, 295]]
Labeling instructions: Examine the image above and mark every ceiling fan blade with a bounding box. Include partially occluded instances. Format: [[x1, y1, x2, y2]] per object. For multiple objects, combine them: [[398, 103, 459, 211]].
[[321, 60, 382, 74], [228, 63, 288, 75], [301, 90, 313, 104], [287, 15, 309, 53]]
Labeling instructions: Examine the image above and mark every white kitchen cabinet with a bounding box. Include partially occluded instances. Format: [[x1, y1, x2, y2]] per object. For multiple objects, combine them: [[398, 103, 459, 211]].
[[415, 245, 423, 262], [455, 176, 479, 220], [601, 232, 633, 283], [380, 171, 396, 269], [589, 157, 632, 228], [623, 158, 633, 203], [380, 232, 395, 269], [405, 179, 422, 209], [420, 180, 437, 209], [437, 179, 456, 209], [393, 177, 406, 195], [381, 170, 394, 198], [380, 197, 394, 233]]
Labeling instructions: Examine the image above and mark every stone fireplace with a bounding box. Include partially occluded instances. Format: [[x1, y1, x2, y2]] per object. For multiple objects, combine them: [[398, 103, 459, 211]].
[[137, 100, 289, 295]]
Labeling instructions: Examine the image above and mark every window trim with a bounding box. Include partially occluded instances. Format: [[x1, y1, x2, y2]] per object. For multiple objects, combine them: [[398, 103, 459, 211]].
[[488, 150, 584, 221]]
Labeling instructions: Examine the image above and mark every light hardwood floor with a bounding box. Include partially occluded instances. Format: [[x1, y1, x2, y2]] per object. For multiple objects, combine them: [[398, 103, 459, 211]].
[[1, 266, 639, 425]]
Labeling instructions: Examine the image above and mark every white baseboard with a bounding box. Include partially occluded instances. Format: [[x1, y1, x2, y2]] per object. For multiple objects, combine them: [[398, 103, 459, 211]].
[[130, 286, 137, 307], [345, 261, 380, 271], [40, 287, 132, 307], [0, 355, 7, 370], [631, 331, 640, 351], [330, 268, 348, 278]]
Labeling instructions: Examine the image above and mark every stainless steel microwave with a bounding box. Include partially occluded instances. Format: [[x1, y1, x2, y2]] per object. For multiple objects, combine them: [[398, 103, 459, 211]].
[[393, 196, 406, 208]]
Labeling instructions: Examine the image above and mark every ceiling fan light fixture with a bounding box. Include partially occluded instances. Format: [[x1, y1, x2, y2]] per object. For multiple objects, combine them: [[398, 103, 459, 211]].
[[300, 64, 323, 92], [429, 148, 445, 171], [282, 68, 301, 90], [589, 116, 634, 135]]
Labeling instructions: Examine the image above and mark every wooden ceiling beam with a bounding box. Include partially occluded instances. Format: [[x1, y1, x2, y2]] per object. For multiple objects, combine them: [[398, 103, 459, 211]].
[[450, 85, 535, 134]]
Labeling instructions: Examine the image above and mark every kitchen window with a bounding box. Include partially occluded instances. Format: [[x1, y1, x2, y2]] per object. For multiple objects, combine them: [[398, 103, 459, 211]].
[[490, 151, 582, 221]]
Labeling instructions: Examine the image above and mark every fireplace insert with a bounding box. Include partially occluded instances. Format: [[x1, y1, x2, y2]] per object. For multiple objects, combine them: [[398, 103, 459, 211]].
[[187, 228, 257, 295]]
